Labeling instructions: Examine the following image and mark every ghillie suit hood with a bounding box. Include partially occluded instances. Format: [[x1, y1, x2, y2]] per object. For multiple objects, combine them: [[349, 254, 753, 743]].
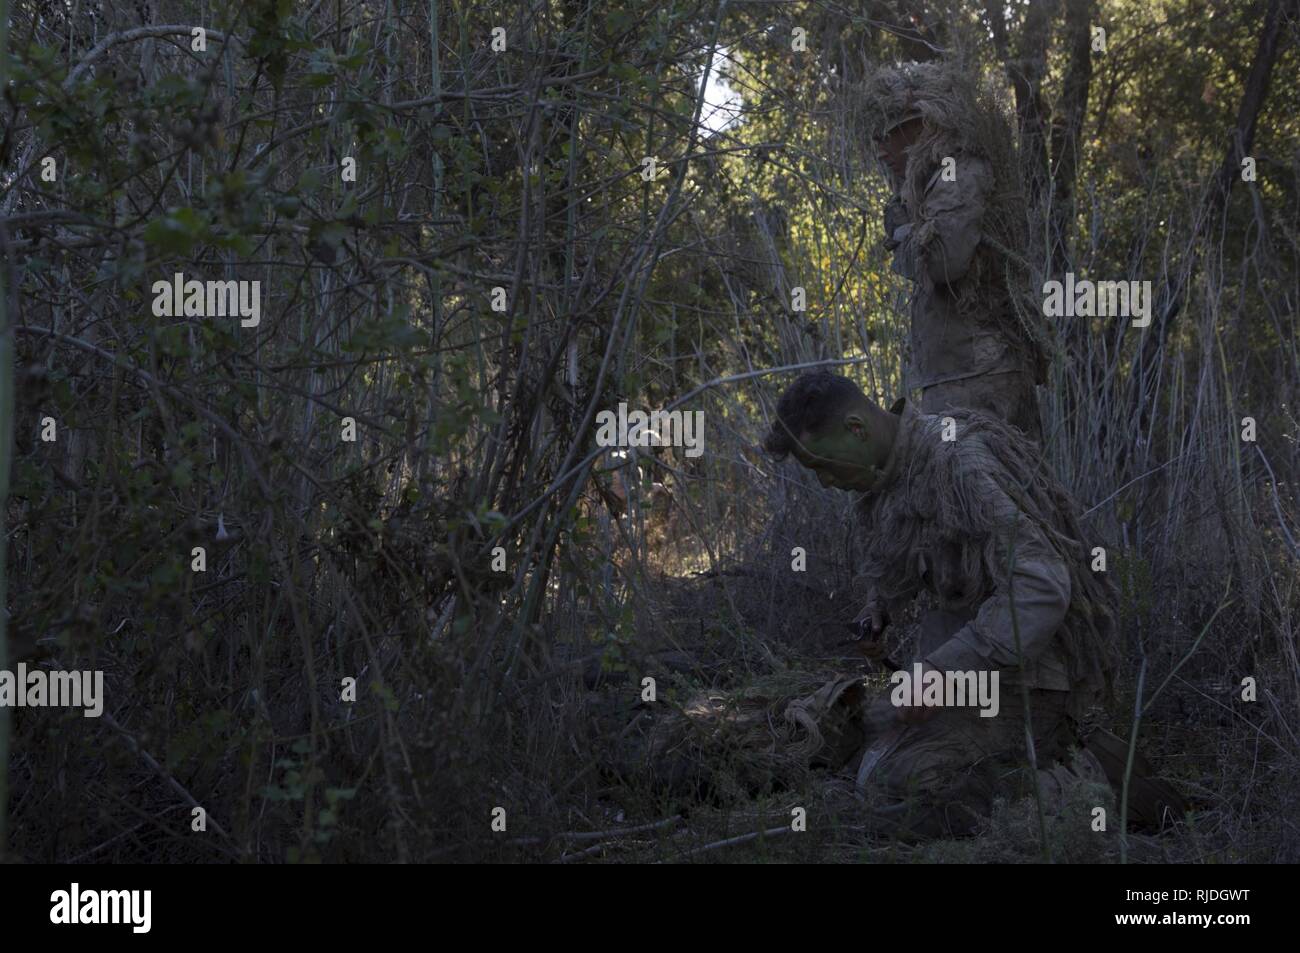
[[857, 403, 1120, 701], [853, 59, 1051, 380]]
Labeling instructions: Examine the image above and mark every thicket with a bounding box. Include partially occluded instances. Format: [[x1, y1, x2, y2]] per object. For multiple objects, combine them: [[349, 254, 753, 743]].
[[1, 0, 1297, 862]]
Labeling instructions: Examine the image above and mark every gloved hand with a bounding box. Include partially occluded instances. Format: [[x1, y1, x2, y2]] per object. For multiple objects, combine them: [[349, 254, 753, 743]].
[[852, 589, 890, 659], [882, 196, 911, 250]]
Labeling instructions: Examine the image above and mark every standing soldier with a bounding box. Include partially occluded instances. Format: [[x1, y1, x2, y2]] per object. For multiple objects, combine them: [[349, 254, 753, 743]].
[[866, 61, 1046, 442]]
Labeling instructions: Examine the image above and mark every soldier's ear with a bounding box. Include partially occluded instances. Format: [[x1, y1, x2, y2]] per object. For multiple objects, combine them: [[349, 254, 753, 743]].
[[844, 412, 868, 440]]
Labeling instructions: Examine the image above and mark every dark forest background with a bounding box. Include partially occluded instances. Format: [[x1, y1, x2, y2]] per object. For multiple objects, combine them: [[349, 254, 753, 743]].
[[1, 0, 1298, 862]]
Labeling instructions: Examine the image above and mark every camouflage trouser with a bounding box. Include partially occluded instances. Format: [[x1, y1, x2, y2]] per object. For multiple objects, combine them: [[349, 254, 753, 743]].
[[922, 370, 1041, 443]]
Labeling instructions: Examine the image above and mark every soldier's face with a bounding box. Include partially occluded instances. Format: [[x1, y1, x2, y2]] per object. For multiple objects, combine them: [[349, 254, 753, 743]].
[[877, 118, 924, 183], [789, 419, 882, 492]]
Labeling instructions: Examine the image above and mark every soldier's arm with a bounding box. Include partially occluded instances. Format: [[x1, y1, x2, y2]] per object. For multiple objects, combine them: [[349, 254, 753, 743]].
[[885, 197, 919, 281], [852, 565, 921, 621], [911, 155, 992, 287], [923, 473, 1071, 674]]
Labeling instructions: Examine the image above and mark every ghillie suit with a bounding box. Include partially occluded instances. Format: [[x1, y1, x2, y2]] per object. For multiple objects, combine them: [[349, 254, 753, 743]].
[[856, 60, 1049, 441], [859, 402, 1119, 707], [849, 401, 1124, 838]]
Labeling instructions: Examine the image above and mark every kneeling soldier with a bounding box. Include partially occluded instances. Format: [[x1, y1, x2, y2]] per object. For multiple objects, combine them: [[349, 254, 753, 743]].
[[765, 371, 1118, 838]]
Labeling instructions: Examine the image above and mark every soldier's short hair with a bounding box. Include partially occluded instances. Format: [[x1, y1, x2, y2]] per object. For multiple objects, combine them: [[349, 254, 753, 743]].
[[764, 372, 864, 460]]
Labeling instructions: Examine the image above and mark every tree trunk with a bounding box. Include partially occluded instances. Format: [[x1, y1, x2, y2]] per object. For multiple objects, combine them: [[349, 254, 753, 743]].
[[985, 0, 1055, 210], [1049, 0, 1094, 278]]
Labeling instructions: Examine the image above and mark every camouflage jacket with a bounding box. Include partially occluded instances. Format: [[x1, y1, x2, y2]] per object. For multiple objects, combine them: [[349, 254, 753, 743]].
[[856, 401, 1109, 703], [887, 154, 1035, 391]]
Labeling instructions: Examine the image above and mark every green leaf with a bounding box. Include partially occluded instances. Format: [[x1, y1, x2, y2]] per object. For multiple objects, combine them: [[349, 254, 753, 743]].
[[143, 207, 208, 255], [170, 461, 193, 489]]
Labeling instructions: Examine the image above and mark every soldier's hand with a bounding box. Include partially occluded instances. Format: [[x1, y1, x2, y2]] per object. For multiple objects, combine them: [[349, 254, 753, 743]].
[[883, 196, 910, 240], [853, 591, 888, 638]]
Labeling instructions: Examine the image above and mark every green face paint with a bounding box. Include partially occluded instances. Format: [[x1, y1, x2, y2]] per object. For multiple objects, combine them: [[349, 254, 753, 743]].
[[790, 424, 884, 492]]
